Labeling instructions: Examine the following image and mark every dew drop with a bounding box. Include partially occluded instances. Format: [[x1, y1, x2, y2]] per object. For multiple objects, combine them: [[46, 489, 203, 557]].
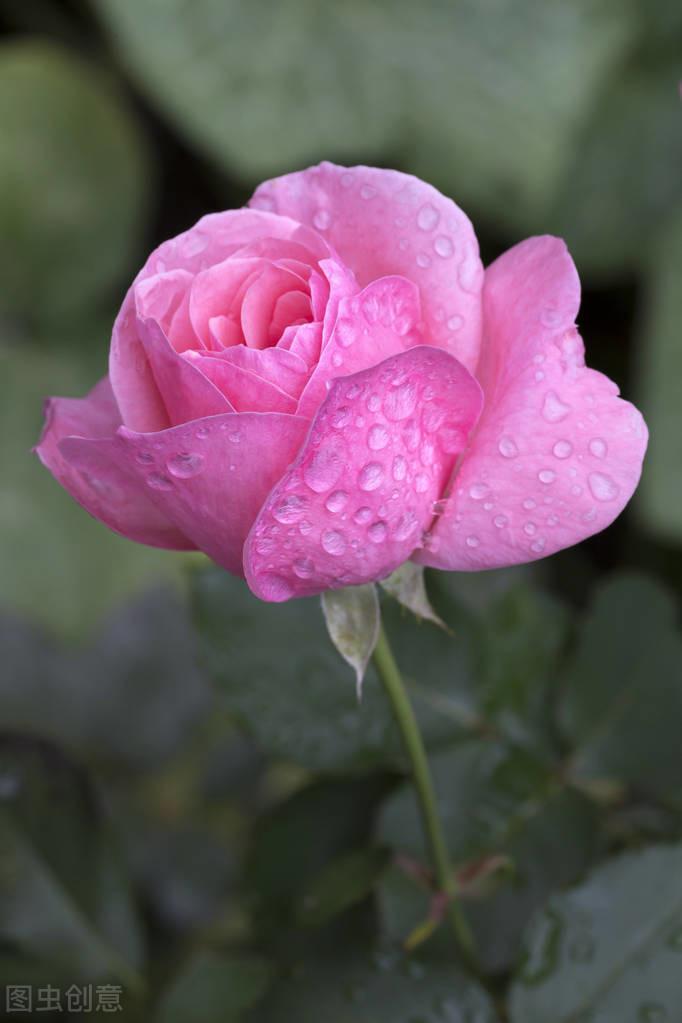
[[331, 352, 343, 368], [168, 452, 205, 479], [321, 529, 346, 556], [494, 514, 508, 528], [304, 448, 343, 492], [368, 424, 390, 451], [414, 473, 430, 494], [588, 471, 620, 502], [384, 380, 418, 421], [498, 436, 518, 458], [466, 535, 480, 548], [547, 514, 560, 526], [367, 392, 381, 412], [433, 235, 454, 259], [394, 511, 419, 540], [416, 252, 432, 269], [446, 314, 464, 332], [293, 557, 314, 579], [360, 184, 376, 200], [325, 490, 348, 513], [273, 494, 307, 523], [335, 318, 356, 348], [147, 472, 172, 490], [535, 370, 545, 382], [353, 506, 372, 525], [135, 450, 154, 464], [368, 521, 388, 544], [531, 537, 546, 553], [553, 439, 573, 459], [589, 437, 608, 459], [524, 521, 537, 536], [538, 469, 556, 484], [417, 203, 440, 231], [392, 455, 408, 481], [358, 462, 384, 491], [313, 208, 331, 231], [196, 426, 210, 440], [299, 518, 313, 535], [523, 498, 537, 510], [542, 390, 571, 423], [469, 482, 489, 501]]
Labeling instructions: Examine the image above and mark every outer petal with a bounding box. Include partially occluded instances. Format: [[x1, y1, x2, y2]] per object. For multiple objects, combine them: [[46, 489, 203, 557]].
[[110, 209, 330, 431], [35, 378, 192, 550], [109, 413, 310, 575], [296, 275, 422, 418], [416, 237, 648, 571], [250, 162, 484, 372], [244, 347, 483, 602]]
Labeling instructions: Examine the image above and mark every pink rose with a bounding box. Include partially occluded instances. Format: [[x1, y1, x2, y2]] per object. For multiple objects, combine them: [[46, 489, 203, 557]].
[[37, 163, 647, 601]]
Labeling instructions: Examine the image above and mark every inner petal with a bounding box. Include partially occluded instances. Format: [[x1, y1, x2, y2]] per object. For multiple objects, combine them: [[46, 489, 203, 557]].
[[240, 263, 309, 349], [270, 290, 312, 343]]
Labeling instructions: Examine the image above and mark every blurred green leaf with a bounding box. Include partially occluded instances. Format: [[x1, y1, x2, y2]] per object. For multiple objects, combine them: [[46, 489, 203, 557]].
[[559, 573, 682, 800], [0, 40, 151, 327], [321, 584, 380, 697], [546, 57, 682, 278], [637, 206, 682, 543], [0, 343, 188, 637], [93, 0, 397, 177], [94, 0, 634, 230], [0, 587, 210, 771], [509, 843, 682, 1022], [378, 741, 600, 972], [250, 951, 498, 1023], [295, 846, 390, 928], [0, 737, 144, 989], [157, 950, 272, 1023]]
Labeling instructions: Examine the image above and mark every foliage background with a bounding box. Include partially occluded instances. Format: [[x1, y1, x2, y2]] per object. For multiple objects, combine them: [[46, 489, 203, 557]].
[[0, 1, 680, 1020]]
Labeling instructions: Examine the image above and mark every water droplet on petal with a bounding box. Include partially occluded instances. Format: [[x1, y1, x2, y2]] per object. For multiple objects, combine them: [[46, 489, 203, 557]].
[[498, 436, 518, 458], [147, 472, 173, 490], [417, 203, 440, 231], [538, 469, 556, 484], [414, 473, 429, 493], [469, 482, 489, 500], [394, 511, 419, 540], [524, 521, 537, 536], [325, 490, 348, 513], [368, 521, 387, 543], [335, 318, 356, 348], [553, 440, 573, 459], [353, 506, 372, 525], [392, 455, 407, 481], [293, 557, 314, 579], [167, 452, 205, 479], [466, 535, 480, 548], [531, 537, 546, 553], [446, 314, 464, 332], [494, 514, 508, 528], [358, 462, 384, 491], [196, 426, 210, 440], [273, 494, 307, 523], [360, 184, 376, 200], [313, 208, 331, 231], [304, 447, 343, 492], [416, 252, 432, 269], [368, 424, 389, 451], [433, 235, 454, 258], [136, 450, 154, 464], [523, 498, 537, 510], [384, 380, 418, 421], [589, 437, 608, 459], [367, 392, 381, 412], [589, 472, 620, 501], [321, 529, 346, 556], [542, 390, 571, 423]]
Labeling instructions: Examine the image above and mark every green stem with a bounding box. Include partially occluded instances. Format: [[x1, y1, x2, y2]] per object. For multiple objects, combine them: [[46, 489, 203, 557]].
[[373, 624, 477, 968]]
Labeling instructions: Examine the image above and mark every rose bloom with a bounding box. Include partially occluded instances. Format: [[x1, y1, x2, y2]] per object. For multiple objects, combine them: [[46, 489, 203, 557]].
[[37, 163, 647, 601]]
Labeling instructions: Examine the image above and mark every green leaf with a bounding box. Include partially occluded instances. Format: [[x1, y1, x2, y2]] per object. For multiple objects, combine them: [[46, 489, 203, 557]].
[[295, 846, 390, 928], [381, 563, 446, 629], [157, 951, 272, 1023], [0, 40, 151, 327], [250, 951, 498, 1023], [509, 843, 682, 1023], [637, 206, 682, 543], [1, 343, 188, 638], [546, 56, 682, 278], [0, 737, 144, 989], [0, 587, 210, 772], [559, 573, 682, 800], [93, 0, 397, 178], [378, 741, 600, 972], [321, 584, 380, 697]]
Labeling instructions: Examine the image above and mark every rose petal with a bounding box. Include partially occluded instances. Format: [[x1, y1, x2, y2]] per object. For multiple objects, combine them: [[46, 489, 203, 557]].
[[244, 346, 483, 601], [189, 257, 262, 348], [134, 269, 198, 353], [239, 263, 308, 348], [209, 345, 309, 399], [185, 352, 297, 414], [297, 275, 423, 418], [138, 317, 234, 424], [415, 236, 648, 571], [35, 378, 192, 550], [250, 162, 483, 371], [110, 209, 326, 429], [113, 412, 309, 575]]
